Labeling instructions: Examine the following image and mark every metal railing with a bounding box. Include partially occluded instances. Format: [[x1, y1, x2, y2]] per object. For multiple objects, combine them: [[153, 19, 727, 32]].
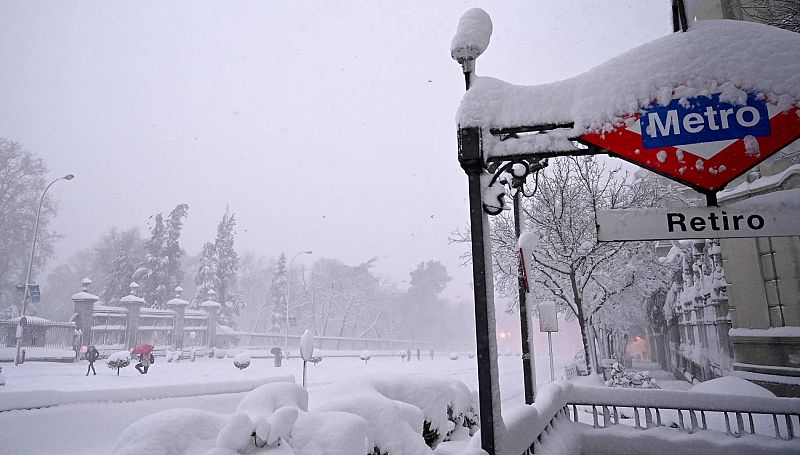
[[0, 319, 76, 361], [503, 382, 799, 455], [566, 385, 799, 441]]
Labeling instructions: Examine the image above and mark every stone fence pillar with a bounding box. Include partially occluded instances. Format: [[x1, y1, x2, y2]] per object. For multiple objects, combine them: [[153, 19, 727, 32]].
[[119, 282, 145, 349], [200, 289, 220, 350], [71, 278, 99, 348], [166, 286, 189, 350]]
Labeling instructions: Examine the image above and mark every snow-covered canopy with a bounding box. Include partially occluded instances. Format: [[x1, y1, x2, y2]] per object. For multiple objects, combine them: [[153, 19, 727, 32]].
[[457, 20, 800, 139]]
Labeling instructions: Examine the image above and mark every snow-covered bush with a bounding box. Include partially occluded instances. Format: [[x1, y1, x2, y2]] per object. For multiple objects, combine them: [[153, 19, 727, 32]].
[[115, 378, 479, 455], [233, 352, 250, 370], [317, 375, 479, 453], [603, 362, 658, 389], [360, 350, 371, 364], [214, 347, 226, 359], [107, 351, 131, 376], [449, 352, 459, 360], [165, 351, 181, 363]]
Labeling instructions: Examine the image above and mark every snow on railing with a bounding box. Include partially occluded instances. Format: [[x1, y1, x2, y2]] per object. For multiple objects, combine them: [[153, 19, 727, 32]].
[[499, 382, 799, 455], [565, 385, 799, 441]]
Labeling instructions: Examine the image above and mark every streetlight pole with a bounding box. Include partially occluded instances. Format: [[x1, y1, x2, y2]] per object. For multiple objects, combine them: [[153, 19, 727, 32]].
[[285, 250, 312, 354], [15, 174, 75, 365]]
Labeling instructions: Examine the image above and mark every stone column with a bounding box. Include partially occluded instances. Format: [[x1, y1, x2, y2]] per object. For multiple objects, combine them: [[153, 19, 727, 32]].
[[200, 289, 220, 350], [166, 286, 189, 350], [119, 282, 145, 349], [71, 278, 99, 347]]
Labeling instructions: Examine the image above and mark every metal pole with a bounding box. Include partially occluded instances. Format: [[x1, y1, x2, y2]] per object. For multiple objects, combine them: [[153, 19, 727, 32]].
[[15, 174, 74, 366], [548, 332, 555, 381], [285, 251, 312, 355], [514, 190, 535, 404], [459, 127, 501, 454]]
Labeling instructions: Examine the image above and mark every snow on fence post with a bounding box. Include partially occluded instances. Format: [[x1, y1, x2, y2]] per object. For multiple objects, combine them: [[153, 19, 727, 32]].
[[166, 287, 189, 353], [118, 282, 145, 350], [199, 289, 220, 351], [71, 278, 98, 348]]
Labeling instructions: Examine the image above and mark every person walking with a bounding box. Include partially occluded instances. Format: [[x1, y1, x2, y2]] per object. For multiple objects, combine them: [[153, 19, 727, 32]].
[[135, 350, 152, 374], [85, 345, 100, 376]]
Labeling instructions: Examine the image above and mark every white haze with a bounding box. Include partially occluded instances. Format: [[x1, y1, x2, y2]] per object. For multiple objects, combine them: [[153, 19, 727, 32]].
[[0, 1, 670, 302]]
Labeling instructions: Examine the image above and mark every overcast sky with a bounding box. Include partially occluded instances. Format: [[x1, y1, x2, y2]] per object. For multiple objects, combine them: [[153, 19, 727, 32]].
[[0, 1, 671, 301]]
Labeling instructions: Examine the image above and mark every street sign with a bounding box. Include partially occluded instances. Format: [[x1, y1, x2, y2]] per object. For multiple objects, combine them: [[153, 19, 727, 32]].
[[538, 300, 558, 333], [596, 206, 800, 242], [28, 284, 40, 304], [19, 316, 27, 327], [581, 92, 800, 193]]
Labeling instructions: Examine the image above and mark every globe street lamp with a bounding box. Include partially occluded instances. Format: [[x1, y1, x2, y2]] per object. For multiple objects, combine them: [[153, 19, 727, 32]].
[[15, 174, 75, 365], [285, 250, 312, 354]]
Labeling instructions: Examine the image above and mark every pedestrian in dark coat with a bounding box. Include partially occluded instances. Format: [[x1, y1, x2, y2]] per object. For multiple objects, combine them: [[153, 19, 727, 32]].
[[86, 345, 100, 376]]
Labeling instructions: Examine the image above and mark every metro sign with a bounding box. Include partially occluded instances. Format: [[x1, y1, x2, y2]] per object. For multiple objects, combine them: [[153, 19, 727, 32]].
[[581, 92, 800, 192]]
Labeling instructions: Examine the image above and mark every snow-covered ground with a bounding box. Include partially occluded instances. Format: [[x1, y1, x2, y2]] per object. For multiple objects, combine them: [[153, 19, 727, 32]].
[[0, 351, 573, 454]]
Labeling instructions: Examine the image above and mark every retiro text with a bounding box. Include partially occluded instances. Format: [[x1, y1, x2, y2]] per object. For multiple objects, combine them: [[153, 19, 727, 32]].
[[596, 207, 798, 241], [666, 211, 764, 233]]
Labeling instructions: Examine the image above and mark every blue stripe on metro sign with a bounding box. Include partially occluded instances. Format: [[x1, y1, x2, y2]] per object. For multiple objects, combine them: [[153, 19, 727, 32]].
[[640, 93, 771, 149]]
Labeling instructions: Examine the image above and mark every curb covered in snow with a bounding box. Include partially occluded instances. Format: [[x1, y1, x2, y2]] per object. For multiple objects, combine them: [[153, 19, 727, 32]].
[[0, 374, 294, 413]]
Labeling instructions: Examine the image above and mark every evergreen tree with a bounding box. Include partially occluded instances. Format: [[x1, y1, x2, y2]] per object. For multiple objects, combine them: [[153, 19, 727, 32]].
[[135, 204, 189, 308], [192, 242, 217, 308], [219, 293, 246, 329], [102, 247, 138, 306], [100, 228, 144, 306], [213, 209, 238, 305], [268, 253, 288, 334]]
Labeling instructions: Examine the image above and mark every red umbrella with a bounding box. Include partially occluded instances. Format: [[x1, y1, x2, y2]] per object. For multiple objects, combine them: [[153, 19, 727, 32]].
[[132, 344, 154, 355]]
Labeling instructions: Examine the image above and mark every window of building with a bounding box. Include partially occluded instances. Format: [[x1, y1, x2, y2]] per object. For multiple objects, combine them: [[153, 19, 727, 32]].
[[756, 237, 785, 327]]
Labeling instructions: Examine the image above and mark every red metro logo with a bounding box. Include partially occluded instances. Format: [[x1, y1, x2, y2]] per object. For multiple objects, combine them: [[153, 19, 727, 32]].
[[581, 92, 800, 192]]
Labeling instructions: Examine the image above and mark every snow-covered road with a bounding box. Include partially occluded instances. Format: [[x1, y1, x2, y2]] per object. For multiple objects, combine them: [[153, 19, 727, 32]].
[[0, 352, 572, 454]]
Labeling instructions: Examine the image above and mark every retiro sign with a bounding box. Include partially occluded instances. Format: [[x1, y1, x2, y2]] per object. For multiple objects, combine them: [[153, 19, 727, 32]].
[[596, 206, 800, 242]]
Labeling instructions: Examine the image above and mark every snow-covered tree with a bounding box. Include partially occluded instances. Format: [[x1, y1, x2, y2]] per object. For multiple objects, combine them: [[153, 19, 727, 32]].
[[739, 0, 800, 33], [304, 257, 382, 348], [100, 228, 145, 306], [191, 209, 244, 328], [219, 293, 246, 329], [192, 242, 217, 308], [267, 254, 288, 334], [135, 204, 189, 308], [453, 157, 668, 373], [213, 209, 239, 306], [0, 138, 57, 315], [239, 253, 275, 332]]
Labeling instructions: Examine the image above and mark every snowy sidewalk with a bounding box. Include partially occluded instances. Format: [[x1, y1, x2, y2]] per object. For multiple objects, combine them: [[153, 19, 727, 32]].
[[631, 359, 692, 391], [0, 357, 293, 411]]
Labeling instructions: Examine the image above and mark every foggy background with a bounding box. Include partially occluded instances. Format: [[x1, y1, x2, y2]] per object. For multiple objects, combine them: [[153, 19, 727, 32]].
[[0, 1, 670, 340]]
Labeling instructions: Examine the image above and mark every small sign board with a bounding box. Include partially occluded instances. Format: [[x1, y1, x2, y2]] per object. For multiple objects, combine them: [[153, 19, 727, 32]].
[[581, 92, 800, 192], [29, 284, 40, 304], [538, 300, 558, 333], [596, 206, 800, 242]]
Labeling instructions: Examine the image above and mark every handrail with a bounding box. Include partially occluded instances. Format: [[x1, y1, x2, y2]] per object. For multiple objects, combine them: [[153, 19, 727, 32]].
[[569, 385, 800, 415], [502, 381, 800, 455]]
